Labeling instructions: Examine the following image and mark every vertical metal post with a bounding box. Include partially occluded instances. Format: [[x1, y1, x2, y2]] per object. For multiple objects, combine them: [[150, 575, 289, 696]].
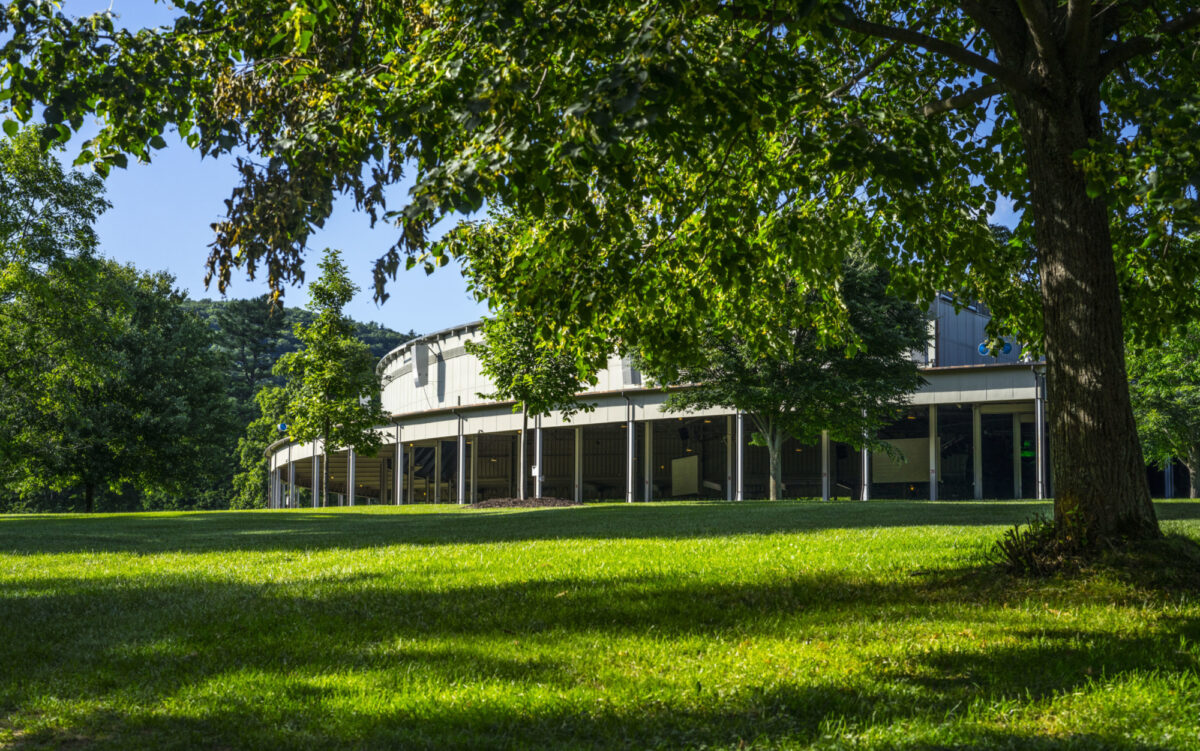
[[407, 444, 415, 504], [434, 440, 442, 504], [400, 427, 410, 503], [821, 429, 831, 502], [1012, 412, 1022, 499], [518, 410, 527, 501], [348, 447, 357, 506], [860, 408, 870, 502], [928, 405, 939, 502], [726, 415, 735, 501], [1035, 369, 1047, 499], [644, 421, 653, 502], [470, 433, 478, 503], [312, 447, 320, 508], [625, 403, 636, 503], [287, 444, 295, 508], [1164, 459, 1174, 499], [457, 417, 466, 505], [573, 426, 583, 503], [534, 415, 543, 499], [860, 446, 870, 502], [735, 412, 744, 502], [972, 404, 983, 500]]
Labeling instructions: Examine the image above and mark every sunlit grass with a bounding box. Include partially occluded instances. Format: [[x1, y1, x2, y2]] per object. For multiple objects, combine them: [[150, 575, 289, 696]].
[[2, 500, 1198, 749]]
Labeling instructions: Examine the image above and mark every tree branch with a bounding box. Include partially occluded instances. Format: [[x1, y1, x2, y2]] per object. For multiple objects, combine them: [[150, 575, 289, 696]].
[[828, 8, 1034, 97], [1015, 0, 1061, 69], [1065, 0, 1093, 65], [1099, 8, 1200, 74], [920, 80, 1004, 117], [826, 40, 903, 99]]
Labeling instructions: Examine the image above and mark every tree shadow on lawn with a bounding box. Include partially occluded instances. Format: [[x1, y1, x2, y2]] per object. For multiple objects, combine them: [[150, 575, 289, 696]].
[[2, 568, 1197, 750], [0, 500, 1095, 555]]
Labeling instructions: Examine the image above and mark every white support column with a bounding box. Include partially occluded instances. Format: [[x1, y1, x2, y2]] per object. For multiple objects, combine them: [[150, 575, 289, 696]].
[[735, 412, 745, 502], [573, 426, 583, 503], [394, 426, 403, 505], [407, 444, 415, 504], [643, 421, 653, 502], [457, 418, 466, 505], [1035, 370, 1047, 499], [726, 415, 735, 501], [1165, 459, 1174, 499], [534, 415, 544, 499], [972, 404, 983, 500], [312, 448, 320, 508], [820, 429, 831, 502], [287, 445, 295, 508], [860, 445, 870, 502], [470, 433, 478, 503], [860, 408, 870, 502], [270, 465, 278, 508], [929, 405, 939, 502], [626, 405, 636, 503], [1012, 412, 1023, 499], [434, 441, 442, 504], [518, 413, 527, 501], [348, 447, 357, 506]]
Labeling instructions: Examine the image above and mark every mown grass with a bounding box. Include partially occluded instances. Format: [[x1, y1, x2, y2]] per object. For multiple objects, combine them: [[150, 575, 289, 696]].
[[2, 500, 1199, 750]]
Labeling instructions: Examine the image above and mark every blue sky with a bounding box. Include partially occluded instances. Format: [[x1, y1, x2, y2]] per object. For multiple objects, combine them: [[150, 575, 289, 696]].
[[60, 1, 488, 334]]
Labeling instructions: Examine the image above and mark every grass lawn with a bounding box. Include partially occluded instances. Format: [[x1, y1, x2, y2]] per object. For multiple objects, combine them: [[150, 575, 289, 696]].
[[2, 500, 1199, 750]]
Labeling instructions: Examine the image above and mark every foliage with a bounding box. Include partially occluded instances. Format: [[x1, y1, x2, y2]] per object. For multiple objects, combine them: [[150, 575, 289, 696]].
[[212, 295, 287, 408], [5, 259, 236, 511], [5, 2, 1200, 539], [1, 130, 235, 511], [466, 310, 596, 419], [648, 261, 927, 500], [1128, 320, 1200, 498], [274, 248, 385, 506], [230, 385, 289, 509], [2, 501, 1200, 748]]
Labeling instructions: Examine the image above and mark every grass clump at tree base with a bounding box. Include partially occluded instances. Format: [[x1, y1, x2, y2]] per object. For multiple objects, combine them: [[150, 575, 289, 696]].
[[1, 500, 1199, 750]]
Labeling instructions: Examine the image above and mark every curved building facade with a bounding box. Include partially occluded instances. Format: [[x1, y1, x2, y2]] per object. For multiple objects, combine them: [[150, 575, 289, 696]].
[[265, 296, 1051, 506]]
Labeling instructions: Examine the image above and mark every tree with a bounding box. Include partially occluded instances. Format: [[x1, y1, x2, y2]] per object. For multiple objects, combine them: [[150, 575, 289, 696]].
[[274, 248, 384, 507], [646, 261, 926, 501], [230, 385, 289, 509], [5, 259, 235, 511], [215, 295, 287, 410], [1128, 322, 1200, 499], [465, 310, 595, 499], [2, 130, 233, 511], [6, 2, 1200, 544]]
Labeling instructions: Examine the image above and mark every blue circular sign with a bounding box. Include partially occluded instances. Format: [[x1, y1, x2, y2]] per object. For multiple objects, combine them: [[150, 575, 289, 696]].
[[1002, 342, 1013, 354], [977, 342, 989, 356], [277, 423, 288, 432]]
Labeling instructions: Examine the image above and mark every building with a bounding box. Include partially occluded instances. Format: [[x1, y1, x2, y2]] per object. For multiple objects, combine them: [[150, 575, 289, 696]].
[[265, 295, 1052, 506]]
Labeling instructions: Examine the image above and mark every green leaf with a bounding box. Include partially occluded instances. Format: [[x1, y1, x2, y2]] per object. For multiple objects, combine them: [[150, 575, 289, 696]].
[[2, 119, 16, 138]]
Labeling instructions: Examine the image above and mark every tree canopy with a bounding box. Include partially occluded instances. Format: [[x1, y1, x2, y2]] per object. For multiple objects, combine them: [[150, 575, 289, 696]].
[[647, 260, 927, 500], [1128, 321, 1200, 499], [4, 2, 1200, 541]]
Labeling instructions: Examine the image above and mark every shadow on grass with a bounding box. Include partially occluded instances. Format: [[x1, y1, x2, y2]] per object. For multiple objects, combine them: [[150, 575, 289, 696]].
[[2, 565, 1197, 749], [0, 500, 1086, 555]]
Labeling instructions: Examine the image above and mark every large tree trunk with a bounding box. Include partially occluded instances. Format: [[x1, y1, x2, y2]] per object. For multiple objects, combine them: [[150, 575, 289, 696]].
[[1014, 89, 1159, 544]]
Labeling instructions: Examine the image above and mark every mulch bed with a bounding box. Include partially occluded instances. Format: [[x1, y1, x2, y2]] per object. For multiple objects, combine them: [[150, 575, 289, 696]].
[[468, 497, 582, 509]]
